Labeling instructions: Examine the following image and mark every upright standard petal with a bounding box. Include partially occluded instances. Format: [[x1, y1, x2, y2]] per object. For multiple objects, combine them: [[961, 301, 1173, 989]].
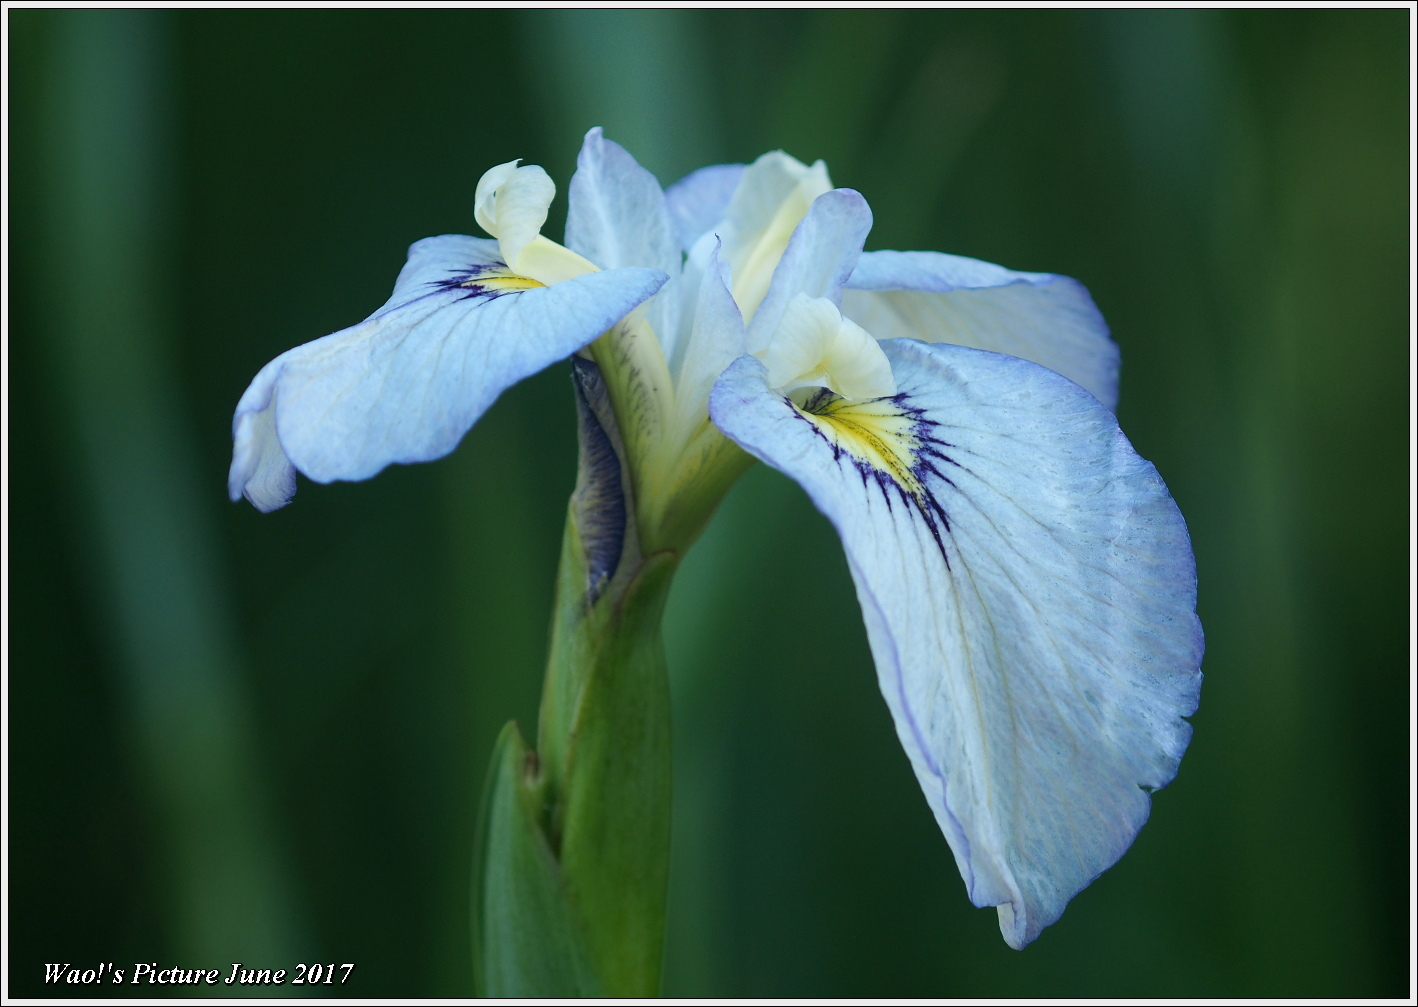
[[842, 250, 1120, 410], [672, 240, 744, 441], [744, 188, 873, 353], [709, 341, 1202, 948], [566, 128, 683, 360], [567, 128, 680, 278], [228, 234, 666, 509], [664, 162, 745, 252], [719, 152, 833, 321]]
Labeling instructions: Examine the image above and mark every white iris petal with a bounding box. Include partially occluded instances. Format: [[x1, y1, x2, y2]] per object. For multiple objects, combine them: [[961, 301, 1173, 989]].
[[743, 188, 874, 355], [672, 241, 745, 441], [664, 162, 747, 252], [710, 341, 1201, 949], [227, 366, 296, 513], [234, 133, 1201, 957], [718, 151, 833, 321], [843, 249, 1121, 410], [566, 127, 683, 366], [228, 234, 667, 509]]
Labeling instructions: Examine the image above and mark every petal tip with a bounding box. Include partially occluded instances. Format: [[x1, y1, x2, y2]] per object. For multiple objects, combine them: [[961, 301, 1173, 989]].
[[997, 902, 1030, 950], [229, 398, 298, 513]]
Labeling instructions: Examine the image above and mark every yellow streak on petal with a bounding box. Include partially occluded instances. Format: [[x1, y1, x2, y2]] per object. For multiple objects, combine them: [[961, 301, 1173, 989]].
[[798, 393, 925, 500], [461, 271, 546, 294]]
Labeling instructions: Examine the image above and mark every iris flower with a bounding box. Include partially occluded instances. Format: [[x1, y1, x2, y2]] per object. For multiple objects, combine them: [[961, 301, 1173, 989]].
[[230, 129, 1202, 949]]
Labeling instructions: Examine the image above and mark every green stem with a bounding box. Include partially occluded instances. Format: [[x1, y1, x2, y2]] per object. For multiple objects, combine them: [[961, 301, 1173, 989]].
[[474, 360, 677, 996], [551, 540, 677, 995]]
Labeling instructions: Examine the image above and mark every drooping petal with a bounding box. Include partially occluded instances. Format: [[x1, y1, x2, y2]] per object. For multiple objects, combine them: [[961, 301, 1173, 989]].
[[842, 250, 1121, 410], [709, 340, 1202, 949], [745, 188, 873, 353], [228, 359, 297, 512], [228, 234, 667, 508], [566, 128, 682, 360], [664, 162, 745, 252]]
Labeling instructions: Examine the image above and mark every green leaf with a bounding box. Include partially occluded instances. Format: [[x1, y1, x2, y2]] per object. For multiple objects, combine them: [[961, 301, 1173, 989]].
[[472, 721, 602, 997]]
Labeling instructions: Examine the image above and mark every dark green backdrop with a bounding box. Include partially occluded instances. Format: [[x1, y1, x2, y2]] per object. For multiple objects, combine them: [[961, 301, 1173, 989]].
[[7, 9, 1410, 998]]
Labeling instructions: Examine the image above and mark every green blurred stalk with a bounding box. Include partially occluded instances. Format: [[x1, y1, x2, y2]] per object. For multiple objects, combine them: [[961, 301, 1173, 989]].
[[35, 10, 302, 973], [526, 9, 719, 184], [1100, 10, 1393, 991]]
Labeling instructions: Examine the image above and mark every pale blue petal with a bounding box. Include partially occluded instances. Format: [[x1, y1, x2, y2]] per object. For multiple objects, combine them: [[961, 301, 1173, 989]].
[[228, 234, 666, 508], [709, 340, 1202, 948], [842, 250, 1120, 410], [664, 162, 745, 251], [745, 188, 873, 354], [227, 359, 297, 512], [566, 127, 683, 365], [673, 240, 745, 436], [566, 127, 680, 277]]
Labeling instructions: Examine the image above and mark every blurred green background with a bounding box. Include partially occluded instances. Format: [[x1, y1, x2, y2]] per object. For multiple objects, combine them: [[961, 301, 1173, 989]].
[[7, 9, 1409, 998]]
